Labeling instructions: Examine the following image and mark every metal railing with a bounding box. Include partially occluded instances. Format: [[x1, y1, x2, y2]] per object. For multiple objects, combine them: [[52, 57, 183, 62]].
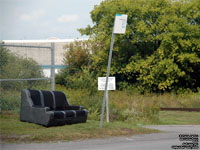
[[0, 43, 55, 90]]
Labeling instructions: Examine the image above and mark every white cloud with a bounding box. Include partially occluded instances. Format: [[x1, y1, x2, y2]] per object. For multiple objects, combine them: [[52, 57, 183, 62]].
[[20, 9, 45, 21], [57, 14, 79, 23]]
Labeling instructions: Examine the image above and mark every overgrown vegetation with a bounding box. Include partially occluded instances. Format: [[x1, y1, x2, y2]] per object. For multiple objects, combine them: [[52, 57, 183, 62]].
[[0, 46, 50, 111], [1, 84, 199, 143], [1, 84, 199, 121], [0, 46, 47, 89], [55, 85, 200, 122], [1, 0, 200, 143], [57, 0, 200, 93], [55, 40, 97, 93], [55, 0, 200, 125]]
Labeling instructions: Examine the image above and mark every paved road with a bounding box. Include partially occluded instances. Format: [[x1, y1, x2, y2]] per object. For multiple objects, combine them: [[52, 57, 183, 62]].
[[1, 125, 200, 150]]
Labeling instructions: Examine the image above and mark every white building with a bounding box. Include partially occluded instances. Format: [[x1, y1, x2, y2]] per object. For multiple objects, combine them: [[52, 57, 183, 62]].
[[3, 39, 85, 77]]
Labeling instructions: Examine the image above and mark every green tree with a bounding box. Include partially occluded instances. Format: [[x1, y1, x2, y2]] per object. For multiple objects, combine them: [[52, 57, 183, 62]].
[[55, 40, 97, 91], [63, 40, 91, 73], [79, 0, 200, 93]]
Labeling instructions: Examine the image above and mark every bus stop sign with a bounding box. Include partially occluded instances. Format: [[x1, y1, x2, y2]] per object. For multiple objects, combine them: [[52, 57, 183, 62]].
[[113, 14, 128, 34]]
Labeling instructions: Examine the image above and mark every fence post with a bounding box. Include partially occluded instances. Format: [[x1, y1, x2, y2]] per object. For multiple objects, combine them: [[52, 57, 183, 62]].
[[51, 43, 55, 91]]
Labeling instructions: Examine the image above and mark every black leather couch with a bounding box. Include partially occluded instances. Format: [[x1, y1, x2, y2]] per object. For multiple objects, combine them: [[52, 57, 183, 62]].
[[20, 89, 88, 127]]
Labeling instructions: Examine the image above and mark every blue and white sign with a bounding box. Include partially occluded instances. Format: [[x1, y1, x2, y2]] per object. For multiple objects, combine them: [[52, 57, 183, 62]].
[[113, 14, 128, 34]]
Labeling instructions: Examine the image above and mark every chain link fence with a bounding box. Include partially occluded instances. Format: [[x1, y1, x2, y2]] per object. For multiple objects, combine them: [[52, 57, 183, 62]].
[[0, 42, 55, 112]]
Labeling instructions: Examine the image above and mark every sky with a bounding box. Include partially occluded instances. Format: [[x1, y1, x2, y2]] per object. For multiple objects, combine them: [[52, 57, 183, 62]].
[[0, 0, 103, 40]]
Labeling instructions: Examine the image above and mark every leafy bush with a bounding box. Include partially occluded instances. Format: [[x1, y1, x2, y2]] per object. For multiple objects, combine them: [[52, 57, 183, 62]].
[[79, 0, 200, 93], [63, 40, 91, 73], [56, 40, 99, 93]]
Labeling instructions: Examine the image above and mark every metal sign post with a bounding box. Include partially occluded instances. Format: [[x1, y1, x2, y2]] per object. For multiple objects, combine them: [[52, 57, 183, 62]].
[[98, 77, 116, 123], [100, 14, 128, 128], [106, 90, 109, 122], [100, 32, 115, 128]]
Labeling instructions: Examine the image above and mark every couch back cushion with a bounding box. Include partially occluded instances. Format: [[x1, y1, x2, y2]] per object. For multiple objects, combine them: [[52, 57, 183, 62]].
[[41, 90, 55, 110], [29, 89, 42, 107], [53, 91, 69, 110]]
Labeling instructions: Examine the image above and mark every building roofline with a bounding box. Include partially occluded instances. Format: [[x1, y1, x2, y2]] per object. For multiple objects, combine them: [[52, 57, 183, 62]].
[[2, 38, 87, 43]]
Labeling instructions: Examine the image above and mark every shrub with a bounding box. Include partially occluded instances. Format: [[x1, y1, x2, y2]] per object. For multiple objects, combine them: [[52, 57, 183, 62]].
[[55, 40, 99, 94], [79, 0, 200, 93]]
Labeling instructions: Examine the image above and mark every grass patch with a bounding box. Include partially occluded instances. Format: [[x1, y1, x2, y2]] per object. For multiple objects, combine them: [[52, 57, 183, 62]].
[[1, 85, 199, 143], [0, 112, 157, 143], [157, 111, 200, 125], [1, 111, 199, 143]]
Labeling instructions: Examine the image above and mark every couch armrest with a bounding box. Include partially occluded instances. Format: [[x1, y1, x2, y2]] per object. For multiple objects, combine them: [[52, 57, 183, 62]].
[[65, 105, 84, 110], [32, 105, 51, 111], [31, 106, 53, 126]]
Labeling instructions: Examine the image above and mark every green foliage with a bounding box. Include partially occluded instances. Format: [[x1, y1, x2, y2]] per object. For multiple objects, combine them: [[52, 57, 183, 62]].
[[0, 46, 46, 90], [2, 84, 199, 123], [56, 85, 200, 122], [0, 46, 9, 72], [56, 40, 98, 93], [0, 90, 20, 111], [64, 68, 97, 93], [79, 0, 200, 93], [0, 47, 49, 111], [108, 91, 160, 122], [63, 40, 91, 73], [55, 85, 160, 122]]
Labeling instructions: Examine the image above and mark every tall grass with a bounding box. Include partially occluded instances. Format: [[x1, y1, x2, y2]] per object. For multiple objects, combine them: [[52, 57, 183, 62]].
[[1, 84, 199, 123], [0, 90, 21, 112], [156, 92, 200, 108], [56, 85, 200, 122], [0, 81, 51, 112]]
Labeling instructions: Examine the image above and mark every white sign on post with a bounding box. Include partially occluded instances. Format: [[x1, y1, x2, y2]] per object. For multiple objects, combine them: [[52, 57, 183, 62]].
[[98, 77, 116, 91], [100, 14, 128, 128], [113, 14, 128, 34]]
